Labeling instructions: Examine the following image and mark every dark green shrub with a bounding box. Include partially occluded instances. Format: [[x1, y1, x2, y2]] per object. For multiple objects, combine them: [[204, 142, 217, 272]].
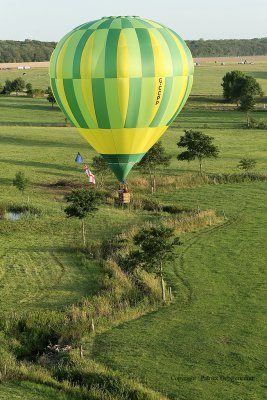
[[141, 198, 162, 212], [161, 205, 190, 214]]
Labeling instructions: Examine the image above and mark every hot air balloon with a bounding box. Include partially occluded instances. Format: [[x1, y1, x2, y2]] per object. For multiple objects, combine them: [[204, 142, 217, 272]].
[[50, 16, 194, 182]]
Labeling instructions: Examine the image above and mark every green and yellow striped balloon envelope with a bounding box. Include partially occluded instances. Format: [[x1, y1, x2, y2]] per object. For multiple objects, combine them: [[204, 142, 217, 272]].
[[50, 16, 194, 182]]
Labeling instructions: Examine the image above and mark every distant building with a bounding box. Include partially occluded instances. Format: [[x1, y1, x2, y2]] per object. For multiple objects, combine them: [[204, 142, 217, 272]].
[[17, 66, 31, 70]]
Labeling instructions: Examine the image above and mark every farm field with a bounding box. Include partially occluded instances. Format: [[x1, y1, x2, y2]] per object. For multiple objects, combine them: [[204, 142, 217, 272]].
[[0, 58, 266, 399]]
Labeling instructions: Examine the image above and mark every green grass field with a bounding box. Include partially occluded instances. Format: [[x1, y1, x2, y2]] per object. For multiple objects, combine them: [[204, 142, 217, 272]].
[[92, 182, 267, 399], [0, 60, 266, 399], [0, 382, 76, 400]]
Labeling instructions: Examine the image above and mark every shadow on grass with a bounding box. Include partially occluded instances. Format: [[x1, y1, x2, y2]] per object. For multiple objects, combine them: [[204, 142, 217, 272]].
[[0, 102, 60, 112], [189, 95, 224, 104], [0, 177, 12, 185], [0, 135, 80, 148], [249, 71, 267, 80], [0, 159, 78, 173]]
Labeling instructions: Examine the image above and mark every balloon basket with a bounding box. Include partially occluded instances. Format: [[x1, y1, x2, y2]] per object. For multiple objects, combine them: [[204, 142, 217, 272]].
[[115, 184, 131, 209]]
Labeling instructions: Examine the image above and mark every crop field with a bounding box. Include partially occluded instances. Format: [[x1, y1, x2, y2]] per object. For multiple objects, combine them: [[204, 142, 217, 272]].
[[0, 59, 266, 399]]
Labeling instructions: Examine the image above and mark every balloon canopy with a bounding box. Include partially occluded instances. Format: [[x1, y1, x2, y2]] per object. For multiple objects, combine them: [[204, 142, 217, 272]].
[[50, 16, 194, 182]]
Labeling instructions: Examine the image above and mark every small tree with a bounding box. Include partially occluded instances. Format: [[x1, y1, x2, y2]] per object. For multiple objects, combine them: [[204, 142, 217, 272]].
[[64, 189, 101, 247], [123, 226, 181, 302], [238, 158, 257, 171], [177, 130, 219, 174], [13, 171, 29, 193], [25, 82, 33, 97], [32, 88, 45, 98], [137, 141, 171, 193], [240, 95, 256, 127], [46, 86, 56, 107], [2, 79, 13, 94], [221, 70, 245, 103], [11, 77, 25, 96], [221, 71, 263, 105], [92, 156, 109, 186]]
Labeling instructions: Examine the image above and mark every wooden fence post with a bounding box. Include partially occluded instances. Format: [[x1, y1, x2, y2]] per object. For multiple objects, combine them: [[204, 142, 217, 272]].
[[80, 345, 84, 359]]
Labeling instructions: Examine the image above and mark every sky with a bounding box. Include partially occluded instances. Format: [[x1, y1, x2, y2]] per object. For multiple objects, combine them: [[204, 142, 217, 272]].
[[1, 0, 267, 41]]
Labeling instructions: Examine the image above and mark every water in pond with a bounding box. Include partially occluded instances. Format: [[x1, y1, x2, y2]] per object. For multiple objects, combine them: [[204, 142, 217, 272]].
[[5, 212, 22, 221]]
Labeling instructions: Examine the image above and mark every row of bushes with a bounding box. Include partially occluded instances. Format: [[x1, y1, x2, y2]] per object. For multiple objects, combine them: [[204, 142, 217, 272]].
[[128, 172, 267, 192]]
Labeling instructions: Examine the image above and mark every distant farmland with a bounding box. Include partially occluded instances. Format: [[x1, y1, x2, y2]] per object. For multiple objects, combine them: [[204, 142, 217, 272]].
[[1, 55, 267, 70]]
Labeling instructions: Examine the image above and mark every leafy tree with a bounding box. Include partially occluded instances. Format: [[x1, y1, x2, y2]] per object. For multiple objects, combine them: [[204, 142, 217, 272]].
[[64, 189, 101, 246], [13, 171, 29, 193], [136, 141, 171, 193], [2, 79, 13, 94], [32, 88, 45, 98], [46, 86, 56, 107], [240, 75, 264, 98], [221, 70, 245, 103], [240, 95, 256, 127], [222, 71, 263, 105], [177, 130, 219, 174], [123, 226, 181, 302], [238, 158, 257, 171], [11, 77, 25, 96], [25, 82, 33, 96], [92, 156, 109, 186]]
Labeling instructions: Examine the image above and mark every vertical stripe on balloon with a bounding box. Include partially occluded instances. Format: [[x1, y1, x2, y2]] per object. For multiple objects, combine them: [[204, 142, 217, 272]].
[[167, 29, 189, 77], [50, 78, 75, 125], [117, 31, 130, 78], [105, 78, 123, 128], [117, 78, 130, 127], [75, 19, 104, 31], [158, 76, 186, 126], [61, 30, 85, 78], [170, 30, 194, 75], [123, 28, 142, 77], [91, 30, 109, 78], [158, 28, 183, 76], [97, 18, 114, 29], [135, 29, 155, 77], [148, 77, 165, 125], [121, 18, 133, 29], [167, 75, 193, 125], [143, 18, 165, 29], [63, 79, 88, 128], [136, 77, 156, 128], [81, 78, 98, 126], [149, 29, 173, 77], [80, 31, 96, 79], [150, 77, 173, 127], [73, 29, 95, 78], [56, 79, 79, 126], [50, 31, 74, 78], [73, 79, 97, 128], [148, 30, 166, 77], [109, 18, 122, 29], [92, 78, 111, 128], [125, 78, 142, 127], [55, 35, 73, 79], [105, 29, 120, 78]]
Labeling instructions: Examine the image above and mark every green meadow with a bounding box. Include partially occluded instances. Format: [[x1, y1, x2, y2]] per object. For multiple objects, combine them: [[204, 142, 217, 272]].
[[0, 61, 266, 399]]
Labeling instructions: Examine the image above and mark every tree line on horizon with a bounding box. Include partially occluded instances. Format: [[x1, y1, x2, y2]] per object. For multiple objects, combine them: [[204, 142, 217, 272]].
[[0, 37, 266, 63]]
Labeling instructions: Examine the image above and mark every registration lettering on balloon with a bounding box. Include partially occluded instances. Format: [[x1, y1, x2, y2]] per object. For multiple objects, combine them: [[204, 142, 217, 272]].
[[155, 78, 163, 105]]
